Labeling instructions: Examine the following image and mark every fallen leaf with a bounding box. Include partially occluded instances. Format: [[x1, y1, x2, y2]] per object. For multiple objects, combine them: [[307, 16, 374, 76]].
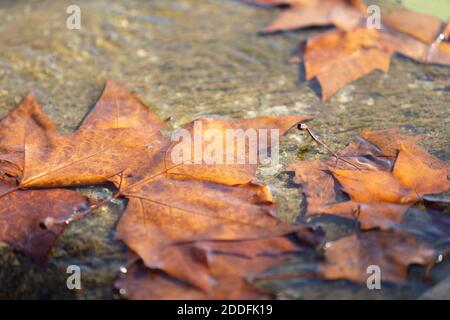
[[248, 0, 366, 33], [116, 261, 269, 300], [6, 82, 161, 188], [0, 94, 56, 178], [116, 235, 311, 299], [82, 85, 319, 291], [80, 80, 164, 132], [289, 129, 449, 229], [298, 26, 450, 100], [165, 115, 315, 186], [302, 27, 391, 101], [1, 82, 319, 294], [379, 29, 450, 66], [392, 145, 449, 196], [115, 114, 317, 290], [331, 166, 416, 204], [20, 125, 153, 188], [246, 2, 450, 100], [0, 176, 88, 265], [382, 10, 445, 44], [320, 231, 436, 283]]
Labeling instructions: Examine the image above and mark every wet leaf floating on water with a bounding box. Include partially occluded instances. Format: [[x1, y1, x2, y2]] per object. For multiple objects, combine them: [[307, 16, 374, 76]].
[[320, 231, 436, 283], [246, 0, 366, 32], [0, 175, 88, 266], [289, 129, 449, 230]]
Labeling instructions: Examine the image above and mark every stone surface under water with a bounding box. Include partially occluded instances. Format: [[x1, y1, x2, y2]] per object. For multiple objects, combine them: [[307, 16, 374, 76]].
[[0, 0, 448, 299]]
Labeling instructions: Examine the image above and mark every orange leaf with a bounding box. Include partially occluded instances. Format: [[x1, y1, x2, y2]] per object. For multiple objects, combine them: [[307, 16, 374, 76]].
[[320, 231, 436, 283], [253, 0, 366, 33], [290, 129, 449, 230], [0, 176, 88, 266]]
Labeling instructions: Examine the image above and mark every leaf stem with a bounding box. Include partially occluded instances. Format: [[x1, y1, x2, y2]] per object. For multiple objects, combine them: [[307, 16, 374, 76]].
[[42, 190, 123, 229], [297, 123, 361, 170], [0, 186, 19, 199]]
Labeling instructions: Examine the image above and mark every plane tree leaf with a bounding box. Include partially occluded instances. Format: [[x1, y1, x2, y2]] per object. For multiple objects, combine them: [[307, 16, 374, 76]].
[[289, 129, 449, 230]]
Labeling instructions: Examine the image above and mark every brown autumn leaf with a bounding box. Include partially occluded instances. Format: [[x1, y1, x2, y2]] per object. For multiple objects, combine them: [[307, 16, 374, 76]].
[[116, 261, 269, 300], [164, 115, 315, 186], [245, 2, 450, 100], [327, 144, 449, 227], [297, 26, 450, 100], [0, 94, 56, 178], [1, 82, 318, 293], [114, 113, 316, 290], [289, 128, 415, 215], [301, 27, 391, 101], [86, 86, 321, 294], [116, 235, 313, 299], [319, 230, 436, 283], [5, 81, 161, 189], [246, 0, 366, 33], [0, 175, 88, 266], [80, 80, 164, 132], [72, 82, 318, 291], [382, 10, 446, 44], [289, 129, 449, 229]]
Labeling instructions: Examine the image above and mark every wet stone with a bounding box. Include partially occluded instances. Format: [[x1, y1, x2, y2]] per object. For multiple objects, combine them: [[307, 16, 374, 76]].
[[0, 0, 448, 299]]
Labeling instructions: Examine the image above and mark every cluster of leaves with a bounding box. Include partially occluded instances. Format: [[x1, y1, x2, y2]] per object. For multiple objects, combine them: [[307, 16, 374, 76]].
[[0, 82, 448, 298], [245, 0, 450, 100], [0, 81, 321, 299], [289, 128, 449, 282]]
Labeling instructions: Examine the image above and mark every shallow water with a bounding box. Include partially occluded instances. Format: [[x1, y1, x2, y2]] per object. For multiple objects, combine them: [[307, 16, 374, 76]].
[[0, 0, 449, 299]]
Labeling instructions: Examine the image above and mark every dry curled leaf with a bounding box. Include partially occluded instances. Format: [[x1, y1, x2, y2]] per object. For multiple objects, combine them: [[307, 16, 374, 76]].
[[289, 129, 449, 229], [320, 231, 436, 283]]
